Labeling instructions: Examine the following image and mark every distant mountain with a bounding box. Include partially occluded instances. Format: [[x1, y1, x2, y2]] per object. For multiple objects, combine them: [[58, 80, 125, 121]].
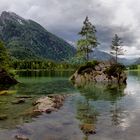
[[119, 57, 137, 66], [89, 49, 136, 65], [133, 58, 140, 65], [0, 11, 76, 61], [89, 49, 112, 61]]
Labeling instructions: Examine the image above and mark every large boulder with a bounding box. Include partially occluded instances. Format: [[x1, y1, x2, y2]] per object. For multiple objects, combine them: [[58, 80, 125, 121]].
[[34, 94, 67, 112], [70, 62, 127, 85], [0, 68, 18, 84], [22, 94, 67, 118]]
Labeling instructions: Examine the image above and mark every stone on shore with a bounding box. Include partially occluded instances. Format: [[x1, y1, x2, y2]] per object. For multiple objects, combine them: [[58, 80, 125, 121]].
[[11, 99, 25, 104], [0, 68, 18, 84], [22, 94, 67, 118]]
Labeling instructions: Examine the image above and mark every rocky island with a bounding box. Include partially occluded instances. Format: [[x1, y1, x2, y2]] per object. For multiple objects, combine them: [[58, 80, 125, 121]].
[[70, 61, 127, 85]]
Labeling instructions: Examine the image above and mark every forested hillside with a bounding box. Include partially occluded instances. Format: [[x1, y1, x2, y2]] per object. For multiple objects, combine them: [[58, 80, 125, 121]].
[[0, 11, 76, 61]]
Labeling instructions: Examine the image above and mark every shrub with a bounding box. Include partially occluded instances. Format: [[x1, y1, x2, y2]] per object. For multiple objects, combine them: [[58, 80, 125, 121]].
[[104, 63, 126, 78], [129, 65, 138, 70], [77, 60, 99, 74], [86, 60, 99, 67]]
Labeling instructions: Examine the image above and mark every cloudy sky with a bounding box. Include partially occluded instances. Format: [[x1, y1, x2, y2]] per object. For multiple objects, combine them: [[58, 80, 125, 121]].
[[0, 0, 140, 58]]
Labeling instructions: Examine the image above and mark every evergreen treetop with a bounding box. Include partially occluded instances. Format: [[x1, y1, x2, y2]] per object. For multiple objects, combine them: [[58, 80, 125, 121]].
[[77, 16, 98, 61]]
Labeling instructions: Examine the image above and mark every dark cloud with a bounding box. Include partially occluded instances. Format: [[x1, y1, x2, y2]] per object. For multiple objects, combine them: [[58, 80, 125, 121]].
[[96, 25, 138, 50], [0, 0, 140, 58]]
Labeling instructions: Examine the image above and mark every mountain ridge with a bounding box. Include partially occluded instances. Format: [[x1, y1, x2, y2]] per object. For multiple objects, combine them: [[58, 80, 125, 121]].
[[89, 49, 136, 65], [0, 11, 76, 61]]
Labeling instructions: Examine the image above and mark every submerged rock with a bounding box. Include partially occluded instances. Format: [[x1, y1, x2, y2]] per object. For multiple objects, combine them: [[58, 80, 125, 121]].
[[80, 123, 96, 135], [11, 99, 25, 104], [15, 135, 29, 140], [21, 108, 42, 118], [15, 95, 33, 99]]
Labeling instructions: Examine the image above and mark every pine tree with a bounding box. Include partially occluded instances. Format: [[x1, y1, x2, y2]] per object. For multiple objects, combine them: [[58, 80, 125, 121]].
[[110, 34, 124, 63], [77, 16, 98, 61]]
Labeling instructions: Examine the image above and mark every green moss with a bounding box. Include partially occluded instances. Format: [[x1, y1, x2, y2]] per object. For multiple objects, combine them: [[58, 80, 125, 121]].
[[77, 60, 99, 74]]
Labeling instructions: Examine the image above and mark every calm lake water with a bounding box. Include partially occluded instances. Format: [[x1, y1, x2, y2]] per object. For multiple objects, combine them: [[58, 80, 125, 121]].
[[0, 70, 140, 140]]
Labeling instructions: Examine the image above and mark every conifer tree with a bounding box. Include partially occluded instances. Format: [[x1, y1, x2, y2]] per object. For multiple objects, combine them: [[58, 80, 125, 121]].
[[77, 16, 98, 61], [110, 34, 124, 63]]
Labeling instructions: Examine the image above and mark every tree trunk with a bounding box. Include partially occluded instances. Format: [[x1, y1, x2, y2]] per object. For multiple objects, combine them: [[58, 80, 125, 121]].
[[86, 46, 89, 61], [85, 34, 89, 62], [116, 50, 117, 63]]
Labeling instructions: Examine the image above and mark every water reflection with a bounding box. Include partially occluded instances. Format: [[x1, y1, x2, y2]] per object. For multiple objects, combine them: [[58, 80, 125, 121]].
[[76, 98, 98, 139], [14, 78, 76, 95], [110, 101, 123, 126], [1, 71, 140, 140], [75, 82, 126, 101], [0, 71, 76, 129], [0, 94, 38, 129], [75, 82, 126, 138], [16, 70, 74, 77]]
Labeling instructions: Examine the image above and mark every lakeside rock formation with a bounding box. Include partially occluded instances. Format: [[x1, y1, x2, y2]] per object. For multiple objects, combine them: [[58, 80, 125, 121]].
[[33, 94, 66, 113], [70, 62, 127, 85], [0, 68, 18, 84], [22, 94, 67, 118]]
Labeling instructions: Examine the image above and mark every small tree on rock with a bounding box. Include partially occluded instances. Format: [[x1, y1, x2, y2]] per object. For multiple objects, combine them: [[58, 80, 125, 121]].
[[110, 34, 124, 63], [77, 16, 98, 61]]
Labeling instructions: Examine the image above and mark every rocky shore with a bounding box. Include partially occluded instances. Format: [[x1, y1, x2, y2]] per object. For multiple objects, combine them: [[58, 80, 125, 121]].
[[15, 94, 67, 140], [0, 68, 18, 84], [70, 62, 127, 85], [33, 94, 67, 113], [22, 94, 67, 118]]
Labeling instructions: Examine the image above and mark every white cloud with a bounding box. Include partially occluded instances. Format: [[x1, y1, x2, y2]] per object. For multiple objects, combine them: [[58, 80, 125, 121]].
[[119, 46, 140, 59], [0, 0, 140, 58]]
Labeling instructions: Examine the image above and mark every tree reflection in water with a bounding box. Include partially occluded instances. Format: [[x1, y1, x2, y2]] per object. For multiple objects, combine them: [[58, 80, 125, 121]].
[[74, 82, 126, 139]]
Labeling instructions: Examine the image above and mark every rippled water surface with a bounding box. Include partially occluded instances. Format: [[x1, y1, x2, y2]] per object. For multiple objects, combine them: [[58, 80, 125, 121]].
[[0, 70, 140, 140]]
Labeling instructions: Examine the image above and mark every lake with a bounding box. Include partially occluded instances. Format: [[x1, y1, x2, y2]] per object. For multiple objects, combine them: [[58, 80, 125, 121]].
[[0, 70, 140, 140]]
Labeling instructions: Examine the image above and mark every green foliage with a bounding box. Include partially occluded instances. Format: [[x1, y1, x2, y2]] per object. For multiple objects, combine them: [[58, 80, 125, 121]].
[[0, 40, 10, 69], [0, 13, 76, 61], [77, 60, 99, 74], [129, 65, 138, 70], [110, 34, 124, 63], [86, 61, 99, 67], [77, 16, 98, 61], [66, 54, 86, 65], [104, 63, 126, 78], [12, 60, 77, 70]]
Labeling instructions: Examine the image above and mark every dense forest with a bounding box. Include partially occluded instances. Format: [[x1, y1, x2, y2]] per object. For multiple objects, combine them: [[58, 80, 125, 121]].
[[0, 15, 132, 73], [12, 60, 79, 70]]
